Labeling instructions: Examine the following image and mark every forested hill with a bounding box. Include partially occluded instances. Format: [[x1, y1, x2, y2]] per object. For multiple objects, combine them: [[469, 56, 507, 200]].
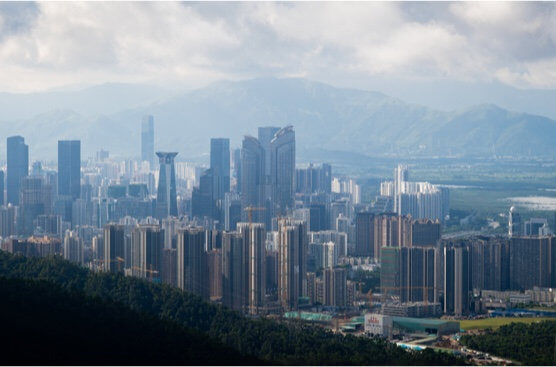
[[0, 277, 260, 365], [0, 252, 465, 365]]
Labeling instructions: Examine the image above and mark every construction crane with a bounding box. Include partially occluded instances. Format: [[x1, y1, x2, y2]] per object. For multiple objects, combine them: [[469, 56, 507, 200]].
[[243, 206, 266, 224], [131, 265, 160, 282]]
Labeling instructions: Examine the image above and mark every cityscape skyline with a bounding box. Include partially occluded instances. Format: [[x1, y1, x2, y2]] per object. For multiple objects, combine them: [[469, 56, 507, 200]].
[[0, 2, 554, 366]]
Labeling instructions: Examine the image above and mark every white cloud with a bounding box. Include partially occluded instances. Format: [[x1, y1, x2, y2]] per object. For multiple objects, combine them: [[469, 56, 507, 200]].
[[0, 2, 554, 92]]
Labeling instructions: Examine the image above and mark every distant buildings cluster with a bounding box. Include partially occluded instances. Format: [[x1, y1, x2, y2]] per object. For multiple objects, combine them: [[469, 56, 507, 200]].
[[1, 115, 554, 320]]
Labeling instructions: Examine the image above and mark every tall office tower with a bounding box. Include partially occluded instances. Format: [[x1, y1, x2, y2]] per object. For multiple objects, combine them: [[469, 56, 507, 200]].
[[0, 204, 18, 237], [224, 192, 241, 231], [323, 267, 347, 307], [19, 176, 52, 235], [63, 231, 83, 264], [277, 218, 307, 311], [355, 212, 374, 257], [232, 148, 242, 193], [58, 140, 81, 200], [393, 164, 408, 214], [258, 126, 280, 198], [380, 246, 401, 299], [191, 169, 215, 219], [176, 227, 208, 298], [508, 206, 521, 237], [210, 138, 230, 203], [309, 203, 327, 231], [7, 136, 29, 205], [131, 225, 163, 282], [510, 236, 553, 290], [222, 231, 248, 312], [238, 222, 266, 315], [104, 224, 125, 273], [141, 115, 154, 168], [270, 126, 295, 217], [155, 152, 178, 219], [0, 170, 4, 205], [442, 243, 472, 316], [240, 136, 265, 223]]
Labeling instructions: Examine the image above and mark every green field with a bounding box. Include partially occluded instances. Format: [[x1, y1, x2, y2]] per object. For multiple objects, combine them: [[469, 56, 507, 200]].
[[461, 317, 556, 330]]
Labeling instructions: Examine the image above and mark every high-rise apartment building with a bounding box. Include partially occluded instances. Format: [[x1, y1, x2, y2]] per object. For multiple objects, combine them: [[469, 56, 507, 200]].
[[238, 222, 266, 315], [176, 227, 208, 298], [7, 136, 29, 205], [277, 218, 307, 311], [58, 140, 81, 200], [222, 231, 247, 312], [131, 225, 163, 282], [141, 115, 154, 168], [63, 231, 83, 264], [104, 224, 125, 273], [155, 152, 178, 219], [355, 212, 374, 257]]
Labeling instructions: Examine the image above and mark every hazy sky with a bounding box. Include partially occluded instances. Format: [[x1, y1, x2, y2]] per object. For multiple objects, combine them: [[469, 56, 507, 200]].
[[0, 1, 554, 93]]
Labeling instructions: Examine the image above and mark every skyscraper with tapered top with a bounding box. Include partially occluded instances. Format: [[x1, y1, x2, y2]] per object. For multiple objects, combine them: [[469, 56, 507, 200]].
[[155, 152, 178, 219]]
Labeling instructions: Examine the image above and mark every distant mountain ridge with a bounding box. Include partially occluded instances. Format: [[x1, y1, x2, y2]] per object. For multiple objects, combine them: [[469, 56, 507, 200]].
[[0, 77, 555, 160]]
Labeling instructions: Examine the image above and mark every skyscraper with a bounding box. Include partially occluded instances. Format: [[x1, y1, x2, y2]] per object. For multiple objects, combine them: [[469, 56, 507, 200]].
[[58, 140, 81, 200], [19, 176, 52, 235], [176, 227, 208, 298], [222, 231, 247, 312], [7, 136, 29, 205], [131, 224, 163, 282], [278, 218, 307, 311], [258, 126, 280, 206], [270, 126, 295, 217], [141, 115, 154, 168], [238, 222, 266, 315], [240, 136, 265, 223], [210, 138, 230, 203], [104, 224, 125, 273], [155, 152, 178, 219], [0, 170, 4, 206], [355, 212, 375, 257]]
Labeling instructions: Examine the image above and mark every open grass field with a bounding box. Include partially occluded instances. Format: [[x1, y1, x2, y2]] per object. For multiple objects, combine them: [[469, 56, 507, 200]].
[[460, 317, 556, 330]]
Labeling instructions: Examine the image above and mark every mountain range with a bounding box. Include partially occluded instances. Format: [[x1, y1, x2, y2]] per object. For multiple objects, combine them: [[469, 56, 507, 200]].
[[0, 77, 555, 161]]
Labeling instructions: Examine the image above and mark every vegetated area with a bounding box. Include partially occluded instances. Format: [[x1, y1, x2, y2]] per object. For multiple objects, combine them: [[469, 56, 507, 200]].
[[460, 320, 556, 365], [0, 277, 258, 365], [0, 252, 465, 366], [460, 317, 556, 331]]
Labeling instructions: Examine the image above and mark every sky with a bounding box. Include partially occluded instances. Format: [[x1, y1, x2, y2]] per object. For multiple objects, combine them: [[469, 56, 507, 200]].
[[0, 1, 555, 93]]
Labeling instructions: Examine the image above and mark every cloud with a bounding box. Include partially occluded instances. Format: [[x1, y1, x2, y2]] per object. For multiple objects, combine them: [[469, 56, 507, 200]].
[[0, 2, 554, 92]]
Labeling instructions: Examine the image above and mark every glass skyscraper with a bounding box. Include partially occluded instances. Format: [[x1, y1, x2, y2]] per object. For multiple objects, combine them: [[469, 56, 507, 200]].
[[155, 152, 178, 219], [58, 140, 81, 200], [270, 126, 295, 216], [6, 136, 29, 205]]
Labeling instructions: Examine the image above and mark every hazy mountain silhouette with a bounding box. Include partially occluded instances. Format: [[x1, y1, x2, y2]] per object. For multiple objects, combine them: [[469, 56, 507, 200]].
[[0, 78, 555, 160]]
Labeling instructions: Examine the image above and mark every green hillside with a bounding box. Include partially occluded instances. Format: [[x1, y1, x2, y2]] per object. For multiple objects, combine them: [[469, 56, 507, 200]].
[[0, 251, 464, 365]]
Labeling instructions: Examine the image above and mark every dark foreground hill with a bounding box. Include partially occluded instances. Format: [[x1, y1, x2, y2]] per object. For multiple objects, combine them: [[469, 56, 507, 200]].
[[0, 251, 465, 365], [0, 276, 260, 365]]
